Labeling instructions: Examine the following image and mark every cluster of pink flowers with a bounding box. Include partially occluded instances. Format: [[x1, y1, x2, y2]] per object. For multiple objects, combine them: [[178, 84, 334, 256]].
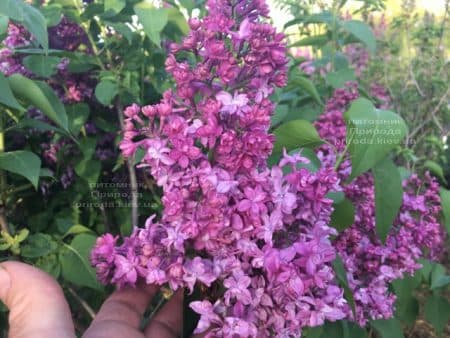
[[314, 83, 444, 325], [92, 0, 352, 336]]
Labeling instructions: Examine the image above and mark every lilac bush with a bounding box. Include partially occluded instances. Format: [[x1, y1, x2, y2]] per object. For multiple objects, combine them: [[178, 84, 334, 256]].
[[1, 0, 447, 336]]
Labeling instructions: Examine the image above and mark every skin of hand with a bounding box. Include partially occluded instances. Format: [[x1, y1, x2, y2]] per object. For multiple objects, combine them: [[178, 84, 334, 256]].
[[0, 261, 195, 338]]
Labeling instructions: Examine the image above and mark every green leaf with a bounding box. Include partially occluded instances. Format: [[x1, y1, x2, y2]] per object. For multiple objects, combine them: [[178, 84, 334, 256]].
[[21, 1, 49, 52], [372, 157, 402, 242], [327, 191, 345, 204], [398, 166, 412, 180], [60, 234, 102, 290], [304, 326, 323, 338], [290, 34, 329, 48], [430, 263, 446, 288], [39, 168, 54, 178], [424, 295, 450, 334], [392, 276, 420, 326], [440, 188, 450, 234], [272, 119, 323, 156], [341, 20, 376, 53], [292, 75, 323, 105], [21, 233, 58, 258], [75, 158, 101, 183], [345, 322, 369, 338], [392, 274, 421, 299], [134, 3, 168, 46], [330, 198, 355, 232], [431, 275, 450, 289], [418, 259, 433, 283], [78, 137, 97, 159], [370, 319, 405, 338], [35, 81, 69, 130], [333, 52, 350, 71], [284, 11, 338, 28], [54, 215, 74, 234], [424, 160, 447, 183], [67, 103, 90, 135], [0, 14, 8, 36], [0, 150, 41, 189], [107, 22, 133, 43], [294, 148, 321, 172], [0, 73, 24, 111], [344, 98, 407, 180], [15, 229, 29, 242], [11, 118, 66, 134], [104, 0, 126, 14], [67, 54, 98, 73], [332, 255, 356, 316], [396, 295, 419, 326], [95, 80, 118, 106], [0, 0, 23, 21], [36, 254, 60, 278], [23, 55, 62, 78], [8, 74, 69, 131], [326, 68, 356, 89], [133, 147, 146, 166], [167, 7, 189, 35], [271, 104, 289, 127], [320, 322, 344, 338], [63, 225, 94, 238], [41, 4, 62, 26]]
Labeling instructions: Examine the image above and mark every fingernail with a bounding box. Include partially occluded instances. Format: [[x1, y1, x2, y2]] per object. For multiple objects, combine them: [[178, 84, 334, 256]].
[[0, 264, 11, 302]]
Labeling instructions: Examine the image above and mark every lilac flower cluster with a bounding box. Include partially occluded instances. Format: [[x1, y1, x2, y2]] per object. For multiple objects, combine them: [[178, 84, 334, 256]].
[[314, 83, 444, 325], [48, 17, 88, 52], [91, 1, 351, 336], [0, 23, 31, 76]]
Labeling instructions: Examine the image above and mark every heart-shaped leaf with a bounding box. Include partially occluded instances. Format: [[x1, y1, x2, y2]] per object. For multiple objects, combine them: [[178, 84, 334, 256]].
[[134, 3, 168, 46]]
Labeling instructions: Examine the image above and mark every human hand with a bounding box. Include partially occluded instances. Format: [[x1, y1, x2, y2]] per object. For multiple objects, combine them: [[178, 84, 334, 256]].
[[0, 262, 193, 338]]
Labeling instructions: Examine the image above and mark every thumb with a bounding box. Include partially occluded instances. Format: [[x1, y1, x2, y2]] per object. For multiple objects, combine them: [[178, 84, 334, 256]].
[[0, 261, 76, 338]]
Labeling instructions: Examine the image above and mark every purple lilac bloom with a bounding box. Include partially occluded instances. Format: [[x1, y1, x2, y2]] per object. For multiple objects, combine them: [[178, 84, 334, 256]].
[[48, 17, 88, 51], [92, 1, 349, 336], [314, 83, 445, 325]]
